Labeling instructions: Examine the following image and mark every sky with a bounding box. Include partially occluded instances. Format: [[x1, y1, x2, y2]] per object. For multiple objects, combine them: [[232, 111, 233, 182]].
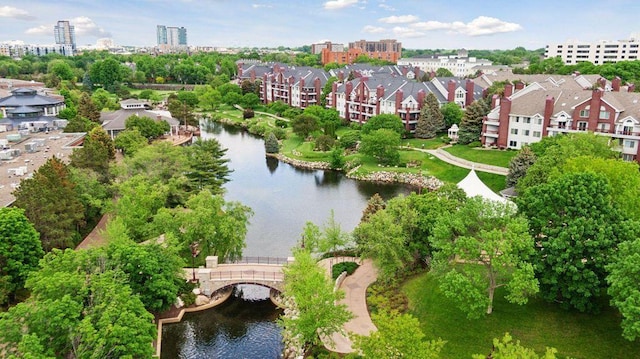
[[1, 0, 639, 50]]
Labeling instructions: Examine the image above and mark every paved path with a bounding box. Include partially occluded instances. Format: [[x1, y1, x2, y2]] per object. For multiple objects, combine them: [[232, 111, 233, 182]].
[[318, 257, 378, 354], [403, 146, 509, 175]]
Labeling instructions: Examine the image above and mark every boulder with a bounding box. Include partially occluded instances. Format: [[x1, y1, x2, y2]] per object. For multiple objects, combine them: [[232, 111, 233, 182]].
[[195, 295, 210, 306], [192, 287, 201, 296]]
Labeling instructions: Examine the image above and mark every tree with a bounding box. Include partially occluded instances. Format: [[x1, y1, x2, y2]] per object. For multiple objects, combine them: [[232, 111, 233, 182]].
[[472, 333, 559, 359], [125, 114, 170, 139], [241, 93, 260, 109], [458, 98, 490, 144], [360, 193, 385, 223], [0, 208, 43, 305], [440, 101, 463, 128], [70, 126, 114, 181], [13, 157, 85, 250], [113, 128, 148, 156], [199, 87, 222, 111], [240, 79, 260, 95], [168, 93, 197, 127], [279, 249, 352, 351], [300, 210, 351, 256], [607, 238, 640, 341], [184, 138, 232, 193], [425, 92, 445, 133], [153, 190, 253, 262], [517, 172, 636, 312], [47, 59, 75, 81], [113, 175, 169, 242], [329, 146, 344, 169], [264, 132, 279, 154], [291, 114, 320, 139], [76, 92, 101, 123], [435, 67, 454, 77], [353, 311, 444, 359], [506, 146, 536, 188], [359, 128, 401, 166], [361, 114, 404, 135], [91, 88, 116, 111], [430, 197, 538, 318], [63, 116, 98, 133], [415, 99, 441, 139]]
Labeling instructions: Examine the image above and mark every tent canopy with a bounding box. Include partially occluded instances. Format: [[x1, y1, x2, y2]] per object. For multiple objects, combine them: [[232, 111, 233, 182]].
[[457, 168, 508, 203]]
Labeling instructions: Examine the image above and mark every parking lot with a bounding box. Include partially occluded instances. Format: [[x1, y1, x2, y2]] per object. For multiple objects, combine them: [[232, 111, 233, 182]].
[[0, 129, 82, 207]]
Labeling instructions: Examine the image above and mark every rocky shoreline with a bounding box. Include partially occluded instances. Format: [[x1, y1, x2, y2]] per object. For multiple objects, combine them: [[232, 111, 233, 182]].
[[267, 153, 443, 191]]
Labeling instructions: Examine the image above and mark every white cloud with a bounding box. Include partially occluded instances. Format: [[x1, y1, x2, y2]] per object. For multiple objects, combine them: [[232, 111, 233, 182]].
[[323, 0, 358, 10], [25, 25, 49, 35], [362, 25, 386, 34], [379, 3, 395, 11], [72, 16, 112, 38], [252, 4, 273, 9], [392, 26, 424, 38], [0, 6, 36, 20], [411, 16, 521, 36], [378, 15, 418, 24]]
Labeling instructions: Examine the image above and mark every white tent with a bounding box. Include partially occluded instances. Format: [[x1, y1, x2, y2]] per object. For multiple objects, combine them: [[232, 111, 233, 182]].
[[457, 168, 509, 204]]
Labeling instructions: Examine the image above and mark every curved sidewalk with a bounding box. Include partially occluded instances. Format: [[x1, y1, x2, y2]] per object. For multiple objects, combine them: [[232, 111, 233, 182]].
[[318, 257, 378, 354], [403, 146, 509, 176]]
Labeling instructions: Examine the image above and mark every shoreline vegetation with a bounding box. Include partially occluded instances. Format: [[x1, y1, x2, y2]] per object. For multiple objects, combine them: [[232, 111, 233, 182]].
[[210, 115, 475, 192]]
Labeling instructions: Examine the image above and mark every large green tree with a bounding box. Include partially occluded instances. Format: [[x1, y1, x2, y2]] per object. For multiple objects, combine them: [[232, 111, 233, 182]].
[[291, 114, 320, 138], [361, 114, 404, 135], [184, 138, 231, 194], [607, 238, 640, 341], [279, 249, 351, 351], [70, 126, 115, 181], [458, 98, 490, 144], [13, 157, 85, 250], [440, 101, 464, 128], [125, 115, 170, 140], [76, 92, 101, 123], [431, 197, 538, 318], [506, 146, 536, 188], [517, 172, 637, 312], [113, 128, 148, 156], [359, 128, 401, 166], [0, 207, 43, 306]]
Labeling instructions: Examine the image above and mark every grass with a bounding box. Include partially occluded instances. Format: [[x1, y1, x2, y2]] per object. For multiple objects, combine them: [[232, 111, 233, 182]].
[[404, 137, 447, 150], [402, 271, 640, 359], [444, 144, 517, 167]]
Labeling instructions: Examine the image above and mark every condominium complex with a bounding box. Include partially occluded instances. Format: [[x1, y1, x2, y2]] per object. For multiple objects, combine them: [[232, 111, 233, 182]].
[[545, 36, 640, 65], [157, 25, 187, 52], [320, 39, 402, 65], [311, 41, 344, 55], [54, 20, 76, 52], [398, 49, 493, 78]]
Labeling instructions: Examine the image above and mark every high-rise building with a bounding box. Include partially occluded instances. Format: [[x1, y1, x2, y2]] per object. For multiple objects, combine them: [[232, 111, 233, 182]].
[[157, 25, 187, 46], [54, 20, 76, 52], [545, 35, 640, 65]]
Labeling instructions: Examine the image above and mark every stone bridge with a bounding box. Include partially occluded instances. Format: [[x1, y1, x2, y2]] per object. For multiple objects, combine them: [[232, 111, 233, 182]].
[[195, 256, 292, 296]]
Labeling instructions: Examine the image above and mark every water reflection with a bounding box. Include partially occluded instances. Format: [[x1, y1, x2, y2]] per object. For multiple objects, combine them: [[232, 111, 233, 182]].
[[265, 156, 279, 174]]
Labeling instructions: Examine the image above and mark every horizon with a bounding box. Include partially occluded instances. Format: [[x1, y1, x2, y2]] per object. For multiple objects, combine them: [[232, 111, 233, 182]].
[[1, 0, 639, 50]]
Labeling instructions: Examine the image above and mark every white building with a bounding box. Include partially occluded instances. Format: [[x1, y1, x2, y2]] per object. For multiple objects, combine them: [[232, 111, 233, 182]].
[[545, 35, 640, 65], [398, 49, 493, 78]]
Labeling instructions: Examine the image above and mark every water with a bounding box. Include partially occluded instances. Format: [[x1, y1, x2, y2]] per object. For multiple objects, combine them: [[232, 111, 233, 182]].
[[161, 123, 415, 358]]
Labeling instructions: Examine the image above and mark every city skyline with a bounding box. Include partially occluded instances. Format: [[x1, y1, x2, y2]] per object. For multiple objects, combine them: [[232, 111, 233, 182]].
[[0, 0, 639, 50]]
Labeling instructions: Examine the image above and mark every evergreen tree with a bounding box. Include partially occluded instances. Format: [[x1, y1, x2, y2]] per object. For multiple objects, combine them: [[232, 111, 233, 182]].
[[426, 93, 445, 132], [77, 93, 101, 123], [415, 104, 433, 139], [264, 132, 280, 154], [360, 193, 385, 223], [458, 98, 490, 144], [70, 126, 115, 181], [506, 146, 536, 188]]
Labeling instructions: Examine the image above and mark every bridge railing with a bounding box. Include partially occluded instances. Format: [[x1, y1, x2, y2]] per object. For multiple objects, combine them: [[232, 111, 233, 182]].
[[210, 269, 284, 282], [223, 257, 290, 265]]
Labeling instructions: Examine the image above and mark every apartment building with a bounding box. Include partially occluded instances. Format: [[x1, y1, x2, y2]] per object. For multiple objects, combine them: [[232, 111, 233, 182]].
[[481, 76, 640, 162], [545, 36, 640, 65], [157, 25, 188, 52], [54, 20, 76, 52], [311, 41, 344, 55], [398, 49, 493, 78], [320, 39, 402, 65]]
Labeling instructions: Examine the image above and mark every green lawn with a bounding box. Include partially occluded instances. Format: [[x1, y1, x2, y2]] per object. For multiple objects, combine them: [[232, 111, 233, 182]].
[[403, 271, 640, 359], [444, 144, 517, 167], [404, 137, 447, 150]]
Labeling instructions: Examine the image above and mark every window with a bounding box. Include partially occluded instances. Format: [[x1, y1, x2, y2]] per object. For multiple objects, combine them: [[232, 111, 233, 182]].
[[536, 117, 543, 125], [514, 117, 520, 123], [600, 110, 610, 119], [524, 130, 530, 136], [578, 122, 588, 131], [625, 140, 636, 148], [580, 109, 590, 117], [533, 131, 541, 138], [509, 140, 517, 147], [511, 128, 518, 135], [524, 117, 531, 124]]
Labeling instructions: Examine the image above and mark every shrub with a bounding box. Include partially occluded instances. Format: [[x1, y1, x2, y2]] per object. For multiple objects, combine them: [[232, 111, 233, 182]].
[[315, 134, 336, 151], [264, 132, 279, 154], [271, 127, 287, 140], [349, 122, 362, 130], [243, 108, 255, 119], [332, 261, 359, 280], [467, 141, 482, 148], [275, 119, 289, 128], [330, 146, 345, 170], [338, 130, 360, 149], [440, 135, 452, 144], [248, 122, 268, 137]]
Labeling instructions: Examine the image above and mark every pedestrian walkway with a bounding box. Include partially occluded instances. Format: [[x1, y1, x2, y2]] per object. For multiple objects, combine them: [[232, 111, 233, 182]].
[[403, 145, 509, 175], [317, 257, 378, 354]]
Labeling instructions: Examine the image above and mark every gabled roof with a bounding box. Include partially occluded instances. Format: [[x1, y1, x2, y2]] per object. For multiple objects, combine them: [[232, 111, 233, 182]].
[[101, 109, 179, 131]]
